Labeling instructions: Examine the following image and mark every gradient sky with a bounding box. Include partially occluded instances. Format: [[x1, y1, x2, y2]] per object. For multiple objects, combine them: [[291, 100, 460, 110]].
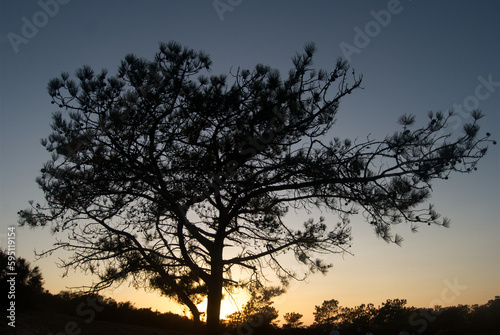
[[1, 0, 499, 325]]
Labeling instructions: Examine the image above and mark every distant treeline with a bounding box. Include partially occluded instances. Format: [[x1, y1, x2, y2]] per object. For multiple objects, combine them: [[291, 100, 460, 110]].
[[12, 290, 500, 335], [221, 292, 500, 335], [295, 297, 500, 335], [1, 250, 498, 334]]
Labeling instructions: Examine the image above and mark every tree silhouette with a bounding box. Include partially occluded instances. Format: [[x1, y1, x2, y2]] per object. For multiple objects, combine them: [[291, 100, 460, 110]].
[[283, 312, 304, 329], [313, 299, 341, 327], [0, 249, 45, 310], [469, 296, 500, 333], [18, 41, 493, 334], [338, 303, 376, 332], [372, 298, 410, 333]]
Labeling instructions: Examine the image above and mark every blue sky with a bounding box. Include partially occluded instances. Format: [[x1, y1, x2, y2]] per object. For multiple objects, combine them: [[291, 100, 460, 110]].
[[1, 0, 499, 324]]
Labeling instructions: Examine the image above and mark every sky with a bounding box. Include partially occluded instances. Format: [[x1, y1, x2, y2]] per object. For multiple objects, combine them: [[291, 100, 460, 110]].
[[1, 0, 499, 326]]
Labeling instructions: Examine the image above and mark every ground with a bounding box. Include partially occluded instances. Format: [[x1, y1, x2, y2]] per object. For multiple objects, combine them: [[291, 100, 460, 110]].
[[1, 310, 194, 335]]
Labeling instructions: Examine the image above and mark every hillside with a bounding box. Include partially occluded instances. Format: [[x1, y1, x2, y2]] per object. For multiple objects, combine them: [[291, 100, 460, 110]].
[[2, 310, 195, 335]]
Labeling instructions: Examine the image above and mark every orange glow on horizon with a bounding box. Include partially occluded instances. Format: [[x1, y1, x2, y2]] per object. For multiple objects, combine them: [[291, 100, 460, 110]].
[[220, 299, 240, 320], [195, 291, 248, 321]]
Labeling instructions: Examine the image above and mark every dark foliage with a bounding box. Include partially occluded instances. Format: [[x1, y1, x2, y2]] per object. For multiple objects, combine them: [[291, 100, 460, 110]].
[[19, 290, 203, 334], [0, 249, 45, 312], [283, 312, 304, 329], [304, 297, 500, 335]]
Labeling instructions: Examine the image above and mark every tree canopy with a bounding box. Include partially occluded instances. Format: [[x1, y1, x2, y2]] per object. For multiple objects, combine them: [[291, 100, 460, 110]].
[[19, 41, 493, 334], [283, 312, 304, 329], [313, 299, 341, 326]]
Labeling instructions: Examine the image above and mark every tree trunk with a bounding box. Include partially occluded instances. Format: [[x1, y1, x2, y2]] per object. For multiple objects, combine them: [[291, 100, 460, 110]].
[[206, 257, 224, 334], [206, 282, 223, 334]]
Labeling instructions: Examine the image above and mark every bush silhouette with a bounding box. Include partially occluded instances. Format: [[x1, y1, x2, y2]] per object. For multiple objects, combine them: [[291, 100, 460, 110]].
[[0, 249, 45, 311]]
